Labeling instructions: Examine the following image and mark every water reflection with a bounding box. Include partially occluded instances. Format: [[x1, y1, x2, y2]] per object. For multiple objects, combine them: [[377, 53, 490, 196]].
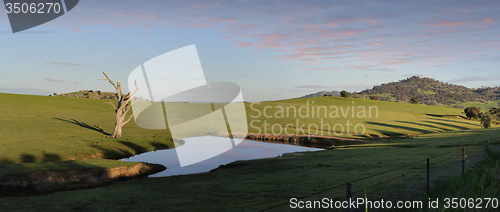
[[123, 136, 322, 177]]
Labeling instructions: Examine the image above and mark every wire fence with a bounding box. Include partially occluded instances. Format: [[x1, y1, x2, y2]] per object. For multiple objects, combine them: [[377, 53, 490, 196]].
[[259, 138, 500, 211]]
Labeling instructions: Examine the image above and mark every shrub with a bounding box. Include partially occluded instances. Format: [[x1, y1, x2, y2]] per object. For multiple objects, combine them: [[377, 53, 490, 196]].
[[370, 96, 380, 100], [340, 90, 349, 100], [464, 107, 481, 120], [410, 97, 419, 104], [480, 112, 492, 129]]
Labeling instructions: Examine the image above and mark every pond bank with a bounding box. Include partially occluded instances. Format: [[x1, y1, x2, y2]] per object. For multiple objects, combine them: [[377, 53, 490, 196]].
[[0, 162, 165, 197], [215, 132, 361, 148]]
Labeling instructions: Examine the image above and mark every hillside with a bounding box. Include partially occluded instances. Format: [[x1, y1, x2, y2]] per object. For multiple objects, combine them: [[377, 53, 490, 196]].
[[0, 92, 173, 164], [299, 91, 340, 98], [350, 76, 500, 107], [247, 96, 483, 137], [54, 90, 120, 100]]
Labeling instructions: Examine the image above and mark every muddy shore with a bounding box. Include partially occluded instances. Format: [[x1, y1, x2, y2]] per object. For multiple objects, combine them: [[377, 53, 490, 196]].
[[0, 162, 165, 197]]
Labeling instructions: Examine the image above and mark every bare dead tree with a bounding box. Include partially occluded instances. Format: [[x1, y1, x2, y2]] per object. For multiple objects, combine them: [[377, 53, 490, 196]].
[[101, 72, 138, 138]]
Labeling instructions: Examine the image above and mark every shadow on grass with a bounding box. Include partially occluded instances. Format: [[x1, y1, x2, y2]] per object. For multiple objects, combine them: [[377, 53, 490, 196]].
[[54, 118, 111, 136], [427, 117, 479, 127], [91, 145, 132, 159], [426, 114, 467, 119], [371, 129, 406, 137], [20, 153, 62, 163], [150, 142, 171, 150], [42, 153, 61, 162], [396, 120, 451, 132], [118, 141, 149, 154], [423, 120, 470, 131], [20, 154, 36, 163], [366, 121, 434, 134]]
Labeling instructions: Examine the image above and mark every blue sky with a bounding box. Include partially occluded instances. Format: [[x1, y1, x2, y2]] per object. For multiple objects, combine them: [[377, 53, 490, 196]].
[[1, 0, 500, 101]]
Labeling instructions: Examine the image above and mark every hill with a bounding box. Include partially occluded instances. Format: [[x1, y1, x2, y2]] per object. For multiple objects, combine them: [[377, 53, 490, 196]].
[[0, 92, 497, 211], [54, 90, 120, 100], [299, 91, 340, 98], [0, 92, 173, 164], [248, 96, 483, 137], [349, 76, 500, 107]]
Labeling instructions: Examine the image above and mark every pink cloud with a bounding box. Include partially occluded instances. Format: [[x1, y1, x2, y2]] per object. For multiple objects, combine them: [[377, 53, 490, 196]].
[[225, 23, 258, 30], [425, 20, 470, 27], [483, 18, 496, 23], [233, 41, 254, 48], [291, 47, 329, 53], [369, 42, 384, 46], [222, 35, 235, 39]]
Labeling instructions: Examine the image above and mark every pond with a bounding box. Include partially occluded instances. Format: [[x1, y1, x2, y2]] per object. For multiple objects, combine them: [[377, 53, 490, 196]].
[[123, 136, 322, 177]]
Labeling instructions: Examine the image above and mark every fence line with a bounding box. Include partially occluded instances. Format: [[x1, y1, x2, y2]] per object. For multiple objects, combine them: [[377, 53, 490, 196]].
[[260, 138, 500, 211]]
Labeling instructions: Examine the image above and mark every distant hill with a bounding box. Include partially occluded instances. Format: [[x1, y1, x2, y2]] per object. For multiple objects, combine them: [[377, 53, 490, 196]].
[[300, 76, 500, 107], [352, 76, 500, 107], [300, 91, 341, 98], [54, 90, 120, 100]]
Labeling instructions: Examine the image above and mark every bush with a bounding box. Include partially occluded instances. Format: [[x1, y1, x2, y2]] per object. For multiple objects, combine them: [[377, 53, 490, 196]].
[[370, 96, 380, 100], [480, 112, 492, 129], [464, 107, 481, 120], [410, 97, 419, 104], [340, 90, 349, 100]]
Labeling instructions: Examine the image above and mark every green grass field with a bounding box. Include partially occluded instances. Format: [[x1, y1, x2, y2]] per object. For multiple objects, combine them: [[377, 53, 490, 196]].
[[455, 100, 500, 110], [247, 97, 483, 137], [0, 127, 497, 211], [0, 93, 498, 211], [0, 92, 174, 171]]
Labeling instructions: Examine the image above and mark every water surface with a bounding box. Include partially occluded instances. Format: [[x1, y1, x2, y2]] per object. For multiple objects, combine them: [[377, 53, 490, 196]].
[[123, 136, 322, 177]]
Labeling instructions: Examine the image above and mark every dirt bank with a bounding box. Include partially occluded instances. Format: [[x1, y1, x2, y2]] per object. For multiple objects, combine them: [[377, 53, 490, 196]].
[[0, 162, 165, 197], [215, 132, 361, 148]]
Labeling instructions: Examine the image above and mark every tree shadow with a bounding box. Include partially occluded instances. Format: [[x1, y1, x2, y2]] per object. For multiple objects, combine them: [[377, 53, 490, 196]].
[[149, 142, 171, 150], [20, 154, 36, 163], [0, 158, 14, 165], [371, 129, 405, 137], [18, 153, 62, 163], [395, 120, 451, 132], [42, 153, 61, 162], [366, 121, 434, 134], [54, 118, 111, 136], [91, 145, 133, 159], [118, 141, 148, 154], [427, 117, 478, 127], [426, 114, 467, 119], [423, 120, 470, 130]]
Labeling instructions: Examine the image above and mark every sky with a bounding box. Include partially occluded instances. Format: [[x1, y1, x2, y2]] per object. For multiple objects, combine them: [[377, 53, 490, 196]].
[[1, 0, 500, 101]]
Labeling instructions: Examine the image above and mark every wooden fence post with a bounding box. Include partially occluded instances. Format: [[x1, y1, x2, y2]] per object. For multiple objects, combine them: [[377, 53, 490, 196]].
[[346, 182, 354, 212]]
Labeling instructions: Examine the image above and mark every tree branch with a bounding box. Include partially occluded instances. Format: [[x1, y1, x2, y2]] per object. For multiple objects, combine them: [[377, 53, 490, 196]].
[[123, 109, 138, 126], [104, 96, 117, 112], [102, 72, 117, 90], [123, 81, 139, 106]]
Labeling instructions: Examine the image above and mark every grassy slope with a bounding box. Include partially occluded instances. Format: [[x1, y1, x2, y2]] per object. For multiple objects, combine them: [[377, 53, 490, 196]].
[[0, 128, 498, 211], [247, 97, 483, 137], [0, 93, 174, 169], [0, 93, 497, 211], [456, 100, 500, 109], [0, 94, 479, 165], [407, 151, 500, 212]]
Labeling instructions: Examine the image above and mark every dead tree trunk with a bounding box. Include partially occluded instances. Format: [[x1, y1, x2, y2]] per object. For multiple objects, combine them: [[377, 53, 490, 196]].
[[102, 72, 138, 138]]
